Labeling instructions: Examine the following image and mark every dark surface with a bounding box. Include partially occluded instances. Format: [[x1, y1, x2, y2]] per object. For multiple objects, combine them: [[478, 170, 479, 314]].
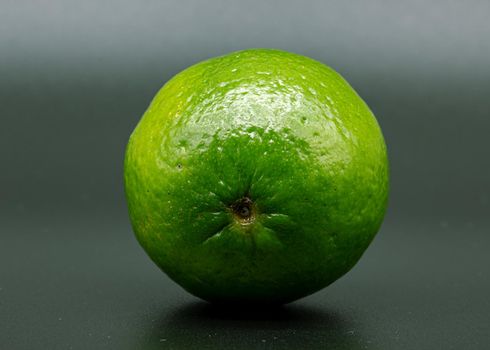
[[1, 1, 489, 349], [2, 217, 489, 349]]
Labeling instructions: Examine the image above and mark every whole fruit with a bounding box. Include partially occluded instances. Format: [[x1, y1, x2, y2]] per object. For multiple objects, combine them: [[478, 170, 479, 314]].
[[124, 49, 389, 304]]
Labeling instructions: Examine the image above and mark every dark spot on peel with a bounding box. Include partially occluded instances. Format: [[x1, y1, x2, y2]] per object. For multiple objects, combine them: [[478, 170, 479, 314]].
[[230, 197, 255, 223]]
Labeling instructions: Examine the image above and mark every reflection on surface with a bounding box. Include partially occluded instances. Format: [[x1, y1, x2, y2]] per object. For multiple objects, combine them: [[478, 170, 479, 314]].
[[143, 301, 365, 349]]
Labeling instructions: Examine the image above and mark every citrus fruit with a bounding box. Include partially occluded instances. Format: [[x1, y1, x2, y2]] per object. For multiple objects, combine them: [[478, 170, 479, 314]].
[[124, 49, 389, 304]]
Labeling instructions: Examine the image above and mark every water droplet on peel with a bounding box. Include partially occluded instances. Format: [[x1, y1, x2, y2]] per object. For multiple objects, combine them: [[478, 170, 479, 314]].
[[308, 87, 317, 95]]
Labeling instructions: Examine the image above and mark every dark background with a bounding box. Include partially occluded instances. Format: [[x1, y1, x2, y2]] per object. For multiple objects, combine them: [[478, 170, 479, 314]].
[[1, 1, 489, 349]]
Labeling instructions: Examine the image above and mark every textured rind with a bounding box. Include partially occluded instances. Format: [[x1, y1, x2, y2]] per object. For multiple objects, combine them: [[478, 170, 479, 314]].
[[124, 49, 389, 304]]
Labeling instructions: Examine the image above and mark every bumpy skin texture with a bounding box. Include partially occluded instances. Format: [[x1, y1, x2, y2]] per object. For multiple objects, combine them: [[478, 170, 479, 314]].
[[124, 49, 389, 304]]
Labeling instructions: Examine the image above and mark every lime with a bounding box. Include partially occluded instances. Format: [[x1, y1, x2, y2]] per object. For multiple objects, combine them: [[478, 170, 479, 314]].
[[124, 49, 389, 304]]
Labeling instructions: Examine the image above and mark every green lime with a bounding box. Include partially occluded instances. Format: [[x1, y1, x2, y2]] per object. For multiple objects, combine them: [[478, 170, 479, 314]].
[[124, 49, 389, 304]]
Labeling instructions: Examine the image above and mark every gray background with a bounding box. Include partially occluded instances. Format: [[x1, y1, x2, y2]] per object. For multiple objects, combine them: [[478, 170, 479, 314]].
[[1, 0, 489, 349]]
